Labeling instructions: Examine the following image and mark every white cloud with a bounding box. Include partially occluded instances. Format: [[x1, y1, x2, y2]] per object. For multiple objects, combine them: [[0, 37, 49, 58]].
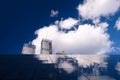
[[50, 10, 59, 17], [59, 17, 79, 29], [32, 20, 112, 54], [115, 62, 120, 75], [92, 18, 100, 25], [115, 17, 120, 30], [112, 46, 120, 53], [77, 0, 120, 20], [25, 0, 119, 54]]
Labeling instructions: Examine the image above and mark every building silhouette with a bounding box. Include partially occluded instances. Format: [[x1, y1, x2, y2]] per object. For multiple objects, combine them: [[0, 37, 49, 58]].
[[41, 39, 52, 54], [22, 42, 35, 54]]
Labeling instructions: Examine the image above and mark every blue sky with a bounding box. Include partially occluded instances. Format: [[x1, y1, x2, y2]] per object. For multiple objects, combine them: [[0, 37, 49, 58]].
[[0, 0, 120, 54]]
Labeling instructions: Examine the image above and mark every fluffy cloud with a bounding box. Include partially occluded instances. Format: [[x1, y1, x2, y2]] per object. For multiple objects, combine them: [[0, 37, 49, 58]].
[[59, 17, 79, 29], [50, 10, 59, 17], [32, 20, 112, 54], [115, 62, 120, 75], [77, 0, 120, 20], [115, 17, 120, 30], [29, 0, 119, 54]]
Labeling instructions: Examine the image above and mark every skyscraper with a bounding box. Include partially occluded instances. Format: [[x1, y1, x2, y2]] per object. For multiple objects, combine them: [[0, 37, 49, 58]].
[[22, 42, 36, 54], [41, 39, 52, 54]]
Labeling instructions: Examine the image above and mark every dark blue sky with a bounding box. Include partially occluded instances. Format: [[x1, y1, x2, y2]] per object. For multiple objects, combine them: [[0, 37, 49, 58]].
[[0, 0, 82, 53], [0, 0, 120, 54]]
